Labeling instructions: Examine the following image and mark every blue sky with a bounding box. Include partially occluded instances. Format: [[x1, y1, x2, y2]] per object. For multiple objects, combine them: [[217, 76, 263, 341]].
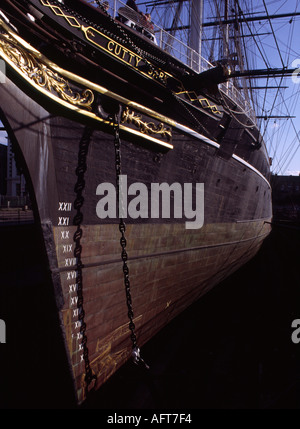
[[239, 0, 300, 176]]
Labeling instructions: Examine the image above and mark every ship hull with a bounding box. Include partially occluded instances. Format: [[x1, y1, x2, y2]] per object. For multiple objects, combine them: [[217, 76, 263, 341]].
[[0, 0, 272, 405], [0, 74, 271, 403]]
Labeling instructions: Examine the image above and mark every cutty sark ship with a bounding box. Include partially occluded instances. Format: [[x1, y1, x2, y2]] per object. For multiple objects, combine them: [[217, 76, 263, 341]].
[[0, 0, 273, 404]]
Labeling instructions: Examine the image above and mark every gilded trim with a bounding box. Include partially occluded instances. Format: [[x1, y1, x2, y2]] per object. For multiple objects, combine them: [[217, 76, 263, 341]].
[[38, 0, 172, 86], [0, 19, 176, 127], [0, 23, 173, 150], [121, 107, 172, 141], [176, 90, 222, 115], [40, 0, 81, 28], [0, 34, 94, 109]]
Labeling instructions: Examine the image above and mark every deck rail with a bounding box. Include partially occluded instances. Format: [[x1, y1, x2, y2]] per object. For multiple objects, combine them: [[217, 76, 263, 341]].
[[98, 1, 256, 122]]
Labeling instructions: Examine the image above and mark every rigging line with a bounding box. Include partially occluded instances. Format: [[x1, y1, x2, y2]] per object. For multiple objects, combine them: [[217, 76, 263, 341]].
[[277, 43, 300, 60], [234, 0, 270, 69], [274, 90, 300, 165], [219, 91, 255, 129], [246, 28, 271, 74], [258, 35, 298, 59], [276, 141, 299, 175], [210, 0, 222, 60], [203, 1, 218, 60], [262, 0, 286, 69], [283, 0, 299, 65], [240, 7, 271, 69], [277, 129, 300, 173], [259, 76, 270, 131], [265, 122, 292, 170], [188, 0, 204, 43], [278, 138, 297, 172], [269, 117, 289, 164], [279, 128, 295, 167], [273, 122, 284, 168], [207, 24, 218, 63], [182, 2, 191, 40], [262, 87, 300, 112], [280, 132, 298, 165], [278, 142, 298, 174], [272, 0, 289, 16], [275, 114, 293, 165], [237, 1, 257, 118], [254, 0, 299, 72], [217, 0, 228, 59], [261, 75, 284, 141], [249, 0, 260, 111], [253, 0, 298, 36], [154, 0, 188, 50], [266, 0, 288, 7], [279, 88, 300, 142], [203, 4, 300, 26], [282, 144, 300, 174]]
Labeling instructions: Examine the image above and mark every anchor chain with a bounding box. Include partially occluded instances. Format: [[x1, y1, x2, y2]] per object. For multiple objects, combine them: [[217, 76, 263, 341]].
[[73, 126, 97, 392], [113, 114, 149, 370]]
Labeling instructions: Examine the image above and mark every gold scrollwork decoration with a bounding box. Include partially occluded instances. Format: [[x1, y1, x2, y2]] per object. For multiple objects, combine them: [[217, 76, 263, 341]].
[[121, 107, 172, 141], [0, 35, 94, 109]]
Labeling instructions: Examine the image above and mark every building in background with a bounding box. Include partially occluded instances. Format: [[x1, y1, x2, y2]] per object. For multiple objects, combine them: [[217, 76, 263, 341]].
[[0, 142, 7, 195], [6, 137, 27, 197], [272, 175, 300, 223], [0, 135, 30, 208]]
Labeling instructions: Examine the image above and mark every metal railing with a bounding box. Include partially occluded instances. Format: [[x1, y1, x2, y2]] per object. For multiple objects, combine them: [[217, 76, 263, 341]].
[[219, 81, 256, 124], [0, 195, 31, 208], [110, 0, 208, 72], [102, 1, 256, 122], [0, 208, 34, 224]]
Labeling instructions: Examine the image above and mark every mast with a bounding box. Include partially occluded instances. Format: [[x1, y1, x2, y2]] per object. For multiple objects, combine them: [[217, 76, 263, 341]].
[[223, 0, 229, 60], [189, 0, 203, 72]]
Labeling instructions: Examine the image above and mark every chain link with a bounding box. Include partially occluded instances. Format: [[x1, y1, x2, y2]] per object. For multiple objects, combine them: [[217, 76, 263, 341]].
[[73, 126, 97, 392], [113, 114, 149, 370]]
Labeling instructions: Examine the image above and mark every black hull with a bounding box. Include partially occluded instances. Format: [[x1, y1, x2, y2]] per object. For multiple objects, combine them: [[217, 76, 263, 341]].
[[0, 0, 272, 404]]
